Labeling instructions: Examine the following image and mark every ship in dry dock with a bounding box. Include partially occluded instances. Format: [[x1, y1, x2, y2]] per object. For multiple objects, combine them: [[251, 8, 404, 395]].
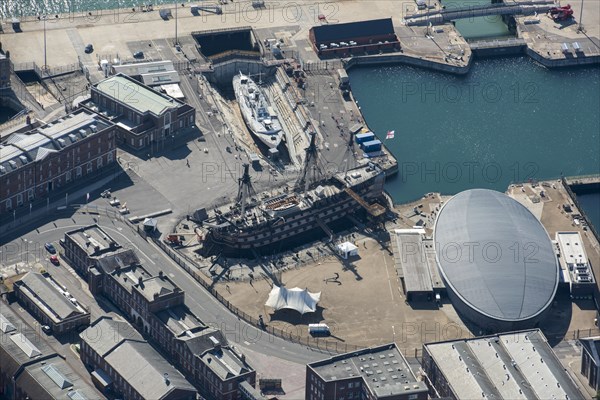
[[200, 134, 388, 254]]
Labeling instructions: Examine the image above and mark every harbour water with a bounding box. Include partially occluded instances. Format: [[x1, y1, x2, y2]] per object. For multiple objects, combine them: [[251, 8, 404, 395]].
[[575, 192, 600, 233], [442, 0, 511, 40], [349, 57, 600, 204], [1, 0, 178, 18]]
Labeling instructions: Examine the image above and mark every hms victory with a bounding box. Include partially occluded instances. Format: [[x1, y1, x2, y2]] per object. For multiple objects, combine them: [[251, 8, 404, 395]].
[[232, 72, 283, 149], [200, 134, 388, 254]]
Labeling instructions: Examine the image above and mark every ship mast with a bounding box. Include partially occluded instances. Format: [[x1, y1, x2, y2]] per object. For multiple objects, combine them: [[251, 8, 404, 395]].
[[296, 132, 323, 192], [237, 163, 256, 215]]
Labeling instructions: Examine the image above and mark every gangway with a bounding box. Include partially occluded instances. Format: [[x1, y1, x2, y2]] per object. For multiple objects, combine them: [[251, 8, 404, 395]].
[[403, 0, 555, 26], [344, 187, 386, 217], [191, 2, 223, 15], [316, 219, 334, 242]]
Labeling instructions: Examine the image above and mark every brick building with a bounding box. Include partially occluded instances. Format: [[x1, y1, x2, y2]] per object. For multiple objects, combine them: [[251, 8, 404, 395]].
[[580, 336, 600, 391], [0, 305, 100, 399], [13, 272, 90, 334], [306, 343, 428, 400], [63, 226, 256, 399], [0, 108, 116, 214], [80, 317, 197, 400], [421, 330, 585, 399], [0, 46, 10, 89], [63, 224, 123, 277], [82, 73, 195, 150]]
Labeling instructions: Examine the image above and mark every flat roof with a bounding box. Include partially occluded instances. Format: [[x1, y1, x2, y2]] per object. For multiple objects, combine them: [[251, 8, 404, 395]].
[[66, 224, 121, 257], [434, 189, 559, 322], [424, 329, 584, 400], [112, 60, 175, 76], [556, 231, 589, 265], [95, 74, 179, 116], [141, 71, 181, 86], [308, 343, 428, 397], [393, 231, 433, 293], [312, 18, 395, 44], [15, 273, 88, 324]]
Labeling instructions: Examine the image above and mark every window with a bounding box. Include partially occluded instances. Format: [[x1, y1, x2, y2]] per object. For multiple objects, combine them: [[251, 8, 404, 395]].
[[97, 158, 103, 168], [76, 166, 82, 177], [16, 193, 23, 205], [28, 189, 34, 201], [6, 198, 12, 210], [87, 162, 92, 173], [66, 171, 71, 182]]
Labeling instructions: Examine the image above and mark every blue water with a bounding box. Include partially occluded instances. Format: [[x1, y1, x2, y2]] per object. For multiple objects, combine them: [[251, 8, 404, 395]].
[[576, 192, 600, 233], [442, 0, 511, 40], [349, 57, 600, 203], [1, 0, 183, 18]]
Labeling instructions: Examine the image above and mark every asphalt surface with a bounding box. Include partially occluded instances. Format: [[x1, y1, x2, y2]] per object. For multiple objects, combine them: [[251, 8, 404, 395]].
[[0, 204, 328, 368]]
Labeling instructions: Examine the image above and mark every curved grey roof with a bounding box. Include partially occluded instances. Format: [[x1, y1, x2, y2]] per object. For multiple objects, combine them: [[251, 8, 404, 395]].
[[434, 189, 559, 322]]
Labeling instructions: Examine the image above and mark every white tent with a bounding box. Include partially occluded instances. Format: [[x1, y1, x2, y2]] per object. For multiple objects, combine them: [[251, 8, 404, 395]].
[[265, 286, 321, 315], [337, 242, 358, 259]]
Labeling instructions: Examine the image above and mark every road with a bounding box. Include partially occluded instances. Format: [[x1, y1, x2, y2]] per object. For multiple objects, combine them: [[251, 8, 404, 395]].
[[0, 203, 328, 369]]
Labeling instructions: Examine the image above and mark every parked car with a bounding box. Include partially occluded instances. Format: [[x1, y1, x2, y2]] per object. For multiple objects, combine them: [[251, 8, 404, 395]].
[[133, 51, 144, 59], [84, 44, 94, 54], [45, 242, 56, 254], [49, 255, 60, 266], [41, 325, 52, 334]]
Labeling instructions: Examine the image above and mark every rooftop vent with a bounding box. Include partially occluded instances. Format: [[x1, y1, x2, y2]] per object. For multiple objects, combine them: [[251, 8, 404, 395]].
[[19, 155, 28, 164], [58, 138, 66, 147]]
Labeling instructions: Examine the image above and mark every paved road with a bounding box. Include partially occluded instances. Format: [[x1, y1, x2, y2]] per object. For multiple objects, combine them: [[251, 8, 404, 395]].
[[0, 205, 328, 368]]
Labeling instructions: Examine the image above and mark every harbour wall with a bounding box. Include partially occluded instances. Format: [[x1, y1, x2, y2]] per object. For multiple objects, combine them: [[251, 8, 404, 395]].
[[343, 53, 471, 75]]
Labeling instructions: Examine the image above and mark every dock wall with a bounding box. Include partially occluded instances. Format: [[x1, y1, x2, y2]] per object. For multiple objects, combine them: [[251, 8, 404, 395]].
[[562, 176, 600, 251], [343, 53, 471, 75], [526, 47, 600, 68]]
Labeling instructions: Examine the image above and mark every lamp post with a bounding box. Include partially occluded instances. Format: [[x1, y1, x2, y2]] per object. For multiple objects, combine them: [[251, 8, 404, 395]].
[[578, 0, 584, 32], [175, 5, 178, 46], [43, 15, 48, 71]]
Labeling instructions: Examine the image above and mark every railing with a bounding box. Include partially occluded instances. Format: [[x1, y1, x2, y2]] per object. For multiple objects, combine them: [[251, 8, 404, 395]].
[[0, 110, 33, 135], [13, 61, 81, 79], [150, 236, 370, 354]]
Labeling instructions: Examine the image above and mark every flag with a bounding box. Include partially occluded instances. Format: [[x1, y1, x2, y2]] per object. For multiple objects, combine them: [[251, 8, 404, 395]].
[[86, 193, 90, 202], [386, 130, 395, 139]]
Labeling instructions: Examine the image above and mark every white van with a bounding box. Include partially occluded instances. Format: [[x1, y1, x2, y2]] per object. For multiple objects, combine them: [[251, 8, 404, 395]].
[[309, 323, 330, 336]]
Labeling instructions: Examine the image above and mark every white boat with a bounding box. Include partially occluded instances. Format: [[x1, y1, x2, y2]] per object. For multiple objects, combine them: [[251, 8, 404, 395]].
[[232, 72, 283, 149]]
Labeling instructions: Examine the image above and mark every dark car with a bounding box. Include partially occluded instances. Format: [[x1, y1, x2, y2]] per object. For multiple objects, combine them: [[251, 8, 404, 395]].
[[44, 242, 56, 254], [133, 51, 144, 59], [49, 255, 60, 266], [84, 44, 93, 54]]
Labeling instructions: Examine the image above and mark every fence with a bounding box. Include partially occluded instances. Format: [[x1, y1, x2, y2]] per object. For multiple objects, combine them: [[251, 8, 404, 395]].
[[150, 236, 368, 354], [0, 109, 32, 135]]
